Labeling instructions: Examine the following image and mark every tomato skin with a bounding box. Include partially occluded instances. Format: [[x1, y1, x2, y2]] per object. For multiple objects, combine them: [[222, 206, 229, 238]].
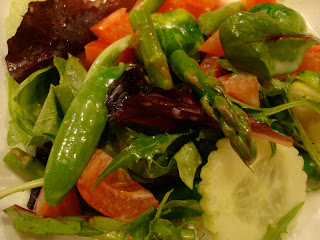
[[295, 45, 320, 74], [76, 149, 159, 219], [242, 0, 276, 10], [34, 187, 81, 217], [157, 0, 220, 19], [219, 73, 260, 108], [90, 8, 133, 44], [199, 29, 224, 57]]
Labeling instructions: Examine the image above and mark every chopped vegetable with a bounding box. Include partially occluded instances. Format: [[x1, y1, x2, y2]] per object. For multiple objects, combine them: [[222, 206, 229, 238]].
[[198, 137, 307, 240], [90, 8, 133, 44], [34, 187, 81, 217], [77, 149, 159, 218], [199, 29, 224, 57]]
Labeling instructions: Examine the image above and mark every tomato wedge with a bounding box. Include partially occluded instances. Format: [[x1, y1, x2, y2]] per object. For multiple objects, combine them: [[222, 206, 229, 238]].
[[90, 8, 133, 44], [76, 149, 159, 219], [199, 29, 224, 57], [157, 0, 220, 19], [295, 45, 320, 74], [34, 187, 81, 217], [199, 54, 223, 78], [219, 73, 260, 108]]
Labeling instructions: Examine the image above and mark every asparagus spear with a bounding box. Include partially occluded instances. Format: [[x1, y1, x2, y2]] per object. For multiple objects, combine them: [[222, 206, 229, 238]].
[[170, 50, 257, 165], [3, 148, 45, 180], [197, 2, 246, 35], [129, 8, 174, 90]]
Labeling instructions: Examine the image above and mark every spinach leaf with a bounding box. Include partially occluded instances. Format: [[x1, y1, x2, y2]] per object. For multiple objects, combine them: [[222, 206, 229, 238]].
[[173, 142, 202, 190], [262, 203, 304, 240], [220, 11, 320, 79], [249, 3, 307, 34]]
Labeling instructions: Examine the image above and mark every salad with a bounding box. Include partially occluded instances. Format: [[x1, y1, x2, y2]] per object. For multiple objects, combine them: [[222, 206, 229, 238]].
[[1, 0, 320, 239]]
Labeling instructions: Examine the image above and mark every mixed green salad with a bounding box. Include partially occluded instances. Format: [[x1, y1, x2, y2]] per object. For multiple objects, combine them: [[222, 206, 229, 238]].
[[1, 0, 320, 239]]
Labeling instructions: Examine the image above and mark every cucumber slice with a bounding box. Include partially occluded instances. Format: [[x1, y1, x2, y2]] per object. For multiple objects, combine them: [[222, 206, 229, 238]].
[[198, 137, 307, 240]]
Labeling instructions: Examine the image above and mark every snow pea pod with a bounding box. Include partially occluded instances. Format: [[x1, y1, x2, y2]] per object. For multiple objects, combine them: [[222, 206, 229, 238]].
[[44, 63, 126, 206]]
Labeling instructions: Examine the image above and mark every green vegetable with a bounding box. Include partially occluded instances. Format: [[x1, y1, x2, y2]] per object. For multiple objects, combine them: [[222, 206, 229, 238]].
[[7, 67, 60, 146], [197, 1, 246, 35], [3, 148, 45, 180], [4, 205, 103, 236], [130, 0, 166, 13], [250, 3, 307, 34], [4, 191, 198, 239], [152, 9, 204, 59], [0, 178, 44, 200], [33, 86, 63, 141], [173, 141, 202, 190], [44, 63, 126, 206], [93, 130, 186, 189], [129, 8, 174, 89], [170, 50, 256, 165], [219, 11, 320, 79], [85, 35, 132, 82], [262, 203, 304, 240], [54, 54, 87, 114]]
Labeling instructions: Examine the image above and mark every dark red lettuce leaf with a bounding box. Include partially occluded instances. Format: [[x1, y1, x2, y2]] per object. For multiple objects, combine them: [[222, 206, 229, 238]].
[[115, 87, 217, 132], [6, 0, 136, 83], [248, 115, 294, 147]]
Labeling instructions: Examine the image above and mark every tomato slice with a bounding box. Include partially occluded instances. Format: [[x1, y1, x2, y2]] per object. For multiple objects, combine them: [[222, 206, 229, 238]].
[[157, 0, 220, 19], [199, 54, 223, 78], [219, 73, 260, 108], [199, 29, 224, 57], [34, 187, 81, 217], [295, 45, 320, 74], [90, 8, 133, 44], [76, 149, 159, 219]]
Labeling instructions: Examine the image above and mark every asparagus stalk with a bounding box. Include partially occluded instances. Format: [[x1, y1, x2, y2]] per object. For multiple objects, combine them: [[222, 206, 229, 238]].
[[197, 2, 246, 35], [170, 50, 257, 165], [3, 148, 45, 180], [129, 8, 174, 90]]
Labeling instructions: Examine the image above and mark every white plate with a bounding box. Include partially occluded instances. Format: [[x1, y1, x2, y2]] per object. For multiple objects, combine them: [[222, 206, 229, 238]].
[[0, 0, 320, 239]]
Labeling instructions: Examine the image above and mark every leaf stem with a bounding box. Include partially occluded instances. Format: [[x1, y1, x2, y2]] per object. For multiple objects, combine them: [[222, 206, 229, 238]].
[[0, 178, 44, 200]]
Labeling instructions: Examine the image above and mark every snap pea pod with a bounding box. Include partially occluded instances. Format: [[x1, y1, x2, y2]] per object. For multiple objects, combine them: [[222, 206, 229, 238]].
[[44, 63, 126, 206]]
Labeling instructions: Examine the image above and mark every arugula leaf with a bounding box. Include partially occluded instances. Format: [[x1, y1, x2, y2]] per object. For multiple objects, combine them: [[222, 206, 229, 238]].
[[220, 11, 320, 79], [173, 142, 202, 190], [93, 130, 186, 189], [262, 203, 304, 240]]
